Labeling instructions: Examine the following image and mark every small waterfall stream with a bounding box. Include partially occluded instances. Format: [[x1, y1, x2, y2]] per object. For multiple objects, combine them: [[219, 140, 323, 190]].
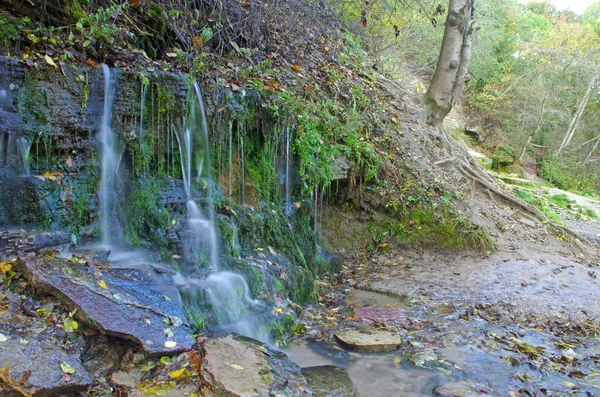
[[99, 64, 124, 249], [16, 137, 31, 176], [95, 66, 272, 342], [172, 81, 270, 342]]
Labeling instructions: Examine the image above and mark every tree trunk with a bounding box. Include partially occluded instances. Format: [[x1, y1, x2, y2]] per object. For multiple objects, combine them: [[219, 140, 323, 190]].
[[425, 0, 474, 125], [519, 94, 548, 161], [557, 64, 600, 154], [584, 135, 600, 163]]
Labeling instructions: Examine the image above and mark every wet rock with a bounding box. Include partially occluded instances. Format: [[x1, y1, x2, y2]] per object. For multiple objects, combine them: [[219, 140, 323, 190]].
[[0, 335, 92, 396], [19, 253, 196, 355], [198, 334, 312, 397], [356, 307, 405, 324], [334, 330, 400, 352], [562, 348, 576, 363], [110, 371, 138, 389], [81, 335, 129, 378], [432, 381, 489, 397], [301, 365, 356, 397], [502, 354, 521, 367], [0, 176, 51, 228], [408, 347, 438, 367], [0, 229, 73, 260]]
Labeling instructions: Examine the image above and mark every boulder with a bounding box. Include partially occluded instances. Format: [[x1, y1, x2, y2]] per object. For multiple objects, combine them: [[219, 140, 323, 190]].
[[301, 365, 356, 397], [0, 335, 92, 396], [334, 330, 400, 352], [198, 334, 312, 397], [18, 252, 196, 355]]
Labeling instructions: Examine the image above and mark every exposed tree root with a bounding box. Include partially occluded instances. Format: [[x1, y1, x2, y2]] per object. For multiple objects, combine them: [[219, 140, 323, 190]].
[[431, 124, 594, 253]]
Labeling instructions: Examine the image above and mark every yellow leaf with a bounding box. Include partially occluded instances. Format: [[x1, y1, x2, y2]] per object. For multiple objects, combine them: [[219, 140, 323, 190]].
[[44, 54, 57, 67], [168, 368, 186, 379], [273, 307, 283, 313], [164, 341, 177, 348], [562, 382, 576, 387], [0, 261, 12, 273], [97, 280, 107, 289], [509, 392, 517, 397], [63, 319, 78, 333], [42, 171, 57, 181], [60, 363, 75, 374], [230, 364, 244, 370], [291, 64, 302, 73]]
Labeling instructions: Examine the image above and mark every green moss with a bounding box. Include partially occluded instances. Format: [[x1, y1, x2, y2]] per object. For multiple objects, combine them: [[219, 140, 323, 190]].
[[367, 207, 492, 252], [19, 77, 51, 127], [286, 267, 318, 304], [123, 178, 171, 250], [268, 313, 296, 344], [225, 259, 265, 298]]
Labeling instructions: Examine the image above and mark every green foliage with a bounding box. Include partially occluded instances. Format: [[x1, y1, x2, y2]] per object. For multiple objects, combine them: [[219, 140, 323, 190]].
[[75, 3, 129, 44], [539, 157, 600, 196], [0, 14, 20, 49], [513, 187, 564, 224]]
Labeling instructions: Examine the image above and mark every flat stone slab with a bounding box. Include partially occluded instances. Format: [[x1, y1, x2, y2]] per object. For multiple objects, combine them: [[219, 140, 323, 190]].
[[356, 307, 406, 324], [301, 365, 356, 397], [199, 334, 312, 397], [0, 335, 92, 396], [19, 252, 195, 355], [334, 330, 400, 352]]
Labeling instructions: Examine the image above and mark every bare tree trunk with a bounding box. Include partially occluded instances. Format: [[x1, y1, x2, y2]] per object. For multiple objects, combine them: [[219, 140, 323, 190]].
[[557, 64, 600, 154], [425, 0, 474, 125], [519, 94, 548, 161], [584, 135, 600, 163]]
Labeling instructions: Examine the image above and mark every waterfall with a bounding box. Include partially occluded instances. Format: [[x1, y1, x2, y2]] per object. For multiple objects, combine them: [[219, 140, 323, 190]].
[[176, 81, 269, 342], [139, 82, 147, 141], [98, 64, 124, 249], [16, 137, 31, 176]]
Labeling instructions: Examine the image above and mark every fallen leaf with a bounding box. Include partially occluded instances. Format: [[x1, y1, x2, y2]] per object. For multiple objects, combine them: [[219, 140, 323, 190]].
[[164, 341, 177, 348], [273, 307, 283, 313], [0, 261, 12, 273], [291, 64, 302, 73], [97, 280, 107, 289], [44, 54, 57, 68], [563, 382, 576, 387], [168, 368, 186, 379], [509, 392, 517, 397], [66, 156, 73, 168], [268, 246, 277, 255], [164, 328, 174, 338], [60, 363, 75, 374], [0, 333, 7, 342], [230, 364, 244, 370], [63, 319, 79, 333]]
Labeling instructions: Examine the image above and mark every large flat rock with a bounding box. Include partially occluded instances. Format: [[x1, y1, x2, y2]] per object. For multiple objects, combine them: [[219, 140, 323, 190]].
[[199, 334, 312, 397], [19, 252, 195, 355], [334, 330, 400, 352], [0, 336, 92, 396], [301, 365, 356, 397]]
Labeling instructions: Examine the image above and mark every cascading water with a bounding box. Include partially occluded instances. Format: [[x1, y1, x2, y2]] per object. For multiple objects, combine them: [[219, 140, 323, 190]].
[[176, 81, 269, 342], [16, 137, 31, 176], [98, 64, 125, 250]]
